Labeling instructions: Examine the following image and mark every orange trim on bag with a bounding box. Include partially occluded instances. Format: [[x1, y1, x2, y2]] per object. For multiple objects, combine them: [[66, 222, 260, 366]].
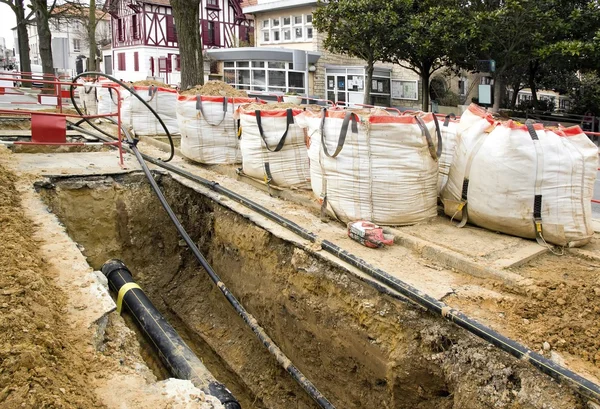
[[559, 125, 585, 137], [369, 112, 435, 124], [505, 120, 544, 131], [239, 108, 304, 117]]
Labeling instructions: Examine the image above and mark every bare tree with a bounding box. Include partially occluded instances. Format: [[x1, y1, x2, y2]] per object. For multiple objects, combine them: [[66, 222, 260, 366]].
[[0, 0, 32, 86], [30, 0, 55, 77], [55, 0, 109, 71]]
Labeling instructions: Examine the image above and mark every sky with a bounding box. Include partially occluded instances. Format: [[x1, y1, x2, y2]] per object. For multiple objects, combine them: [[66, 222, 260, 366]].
[[0, 1, 32, 50]]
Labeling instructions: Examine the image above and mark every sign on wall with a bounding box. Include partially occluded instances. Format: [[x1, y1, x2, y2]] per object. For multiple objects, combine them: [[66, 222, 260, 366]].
[[391, 80, 419, 100]]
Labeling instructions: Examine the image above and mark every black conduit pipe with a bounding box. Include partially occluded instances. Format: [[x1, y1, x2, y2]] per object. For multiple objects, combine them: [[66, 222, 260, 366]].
[[130, 156, 600, 405], [71, 118, 337, 408], [67, 90, 600, 404], [101, 260, 241, 409], [69, 72, 175, 162]]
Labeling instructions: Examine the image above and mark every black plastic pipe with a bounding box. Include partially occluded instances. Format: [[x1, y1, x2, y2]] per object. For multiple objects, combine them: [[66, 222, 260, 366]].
[[67, 89, 600, 404], [101, 259, 241, 409], [136, 156, 600, 404]]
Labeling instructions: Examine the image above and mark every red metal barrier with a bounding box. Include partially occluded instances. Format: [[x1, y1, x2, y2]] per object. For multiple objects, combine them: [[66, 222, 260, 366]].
[[0, 75, 125, 167]]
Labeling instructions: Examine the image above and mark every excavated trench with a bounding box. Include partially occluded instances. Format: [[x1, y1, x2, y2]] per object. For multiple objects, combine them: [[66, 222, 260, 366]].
[[37, 171, 584, 409]]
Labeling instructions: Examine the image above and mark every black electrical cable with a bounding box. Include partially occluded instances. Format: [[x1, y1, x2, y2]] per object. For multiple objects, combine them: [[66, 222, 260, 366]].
[[66, 94, 600, 405], [69, 71, 175, 162], [66, 118, 336, 408]]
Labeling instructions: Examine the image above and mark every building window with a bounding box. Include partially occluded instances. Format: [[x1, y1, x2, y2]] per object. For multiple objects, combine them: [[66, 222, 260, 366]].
[[262, 13, 314, 44], [223, 60, 305, 94], [206, 0, 219, 8], [117, 52, 126, 71], [166, 15, 177, 42], [203, 20, 220, 46], [132, 14, 139, 39], [73, 39, 81, 52], [391, 80, 419, 100], [134, 52, 139, 71]]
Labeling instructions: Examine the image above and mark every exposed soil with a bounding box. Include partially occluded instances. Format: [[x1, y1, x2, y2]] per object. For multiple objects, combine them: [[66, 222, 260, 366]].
[[180, 81, 248, 97], [39, 172, 586, 409], [0, 148, 227, 409], [448, 251, 600, 381], [0, 152, 103, 408], [132, 80, 170, 87]]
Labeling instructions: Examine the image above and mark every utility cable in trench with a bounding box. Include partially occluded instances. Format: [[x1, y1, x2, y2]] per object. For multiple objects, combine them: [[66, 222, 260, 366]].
[[68, 72, 337, 409], [67, 75, 600, 406]]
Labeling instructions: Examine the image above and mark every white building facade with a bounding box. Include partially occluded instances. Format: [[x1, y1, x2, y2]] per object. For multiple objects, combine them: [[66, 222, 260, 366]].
[[105, 0, 254, 85]]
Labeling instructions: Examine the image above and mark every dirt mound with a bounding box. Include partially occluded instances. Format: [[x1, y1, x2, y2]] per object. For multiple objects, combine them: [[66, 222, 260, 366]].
[[133, 80, 170, 87], [180, 81, 247, 97], [0, 150, 103, 408]]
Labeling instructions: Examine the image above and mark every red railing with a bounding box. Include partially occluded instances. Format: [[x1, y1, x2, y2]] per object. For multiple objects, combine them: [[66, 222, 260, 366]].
[[0, 75, 125, 167]]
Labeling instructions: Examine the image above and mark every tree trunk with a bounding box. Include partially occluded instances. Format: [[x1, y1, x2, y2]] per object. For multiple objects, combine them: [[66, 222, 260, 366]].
[[364, 61, 374, 105], [510, 82, 520, 110], [528, 60, 539, 110], [88, 0, 97, 71], [421, 69, 431, 112], [15, 0, 32, 87], [171, 0, 203, 89], [492, 75, 503, 113], [32, 0, 54, 85]]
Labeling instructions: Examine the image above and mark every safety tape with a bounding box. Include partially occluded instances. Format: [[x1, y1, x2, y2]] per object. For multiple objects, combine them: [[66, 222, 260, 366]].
[[116, 282, 141, 314]]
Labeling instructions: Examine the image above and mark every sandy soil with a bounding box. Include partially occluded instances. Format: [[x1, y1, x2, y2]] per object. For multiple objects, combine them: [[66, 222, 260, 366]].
[[0, 148, 224, 409], [0, 153, 103, 408]]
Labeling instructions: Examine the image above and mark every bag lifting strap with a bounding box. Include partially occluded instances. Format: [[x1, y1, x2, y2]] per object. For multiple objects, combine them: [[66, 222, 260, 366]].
[[319, 108, 358, 221], [526, 122, 546, 246], [256, 108, 294, 152], [415, 115, 443, 160], [320, 109, 358, 158], [147, 85, 157, 102], [454, 129, 489, 228], [255, 108, 294, 185], [196, 95, 230, 127], [444, 113, 456, 127]]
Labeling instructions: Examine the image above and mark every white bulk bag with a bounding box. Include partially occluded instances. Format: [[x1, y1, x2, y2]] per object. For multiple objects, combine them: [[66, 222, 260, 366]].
[[295, 109, 324, 197], [238, 107, 310, 188], [302, 109, 441, 225], [123, 85, 179, 136], [437, 114, 459, 194], [97, 82, 128, 117], [77, 81, 98, 116], [442, 104, 598, 247], [177, 95, 256, 164]]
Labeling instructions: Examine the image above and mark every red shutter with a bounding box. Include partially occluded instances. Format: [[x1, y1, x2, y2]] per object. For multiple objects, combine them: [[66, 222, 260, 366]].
[[150, 57, 155, 76], [132, 15, 139, 39], [134, 52, 139, 71], [201, 20, 209, 46], [117, 19, 124, 41], [118, 53, 126, 71], [239, 25, 247, 43], [214, 22, 221, 47], [166, 15, 177, 43]]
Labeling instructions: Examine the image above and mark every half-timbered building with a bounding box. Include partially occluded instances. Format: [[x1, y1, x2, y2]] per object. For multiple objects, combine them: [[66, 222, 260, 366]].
[[105, 0, 254, 84]]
